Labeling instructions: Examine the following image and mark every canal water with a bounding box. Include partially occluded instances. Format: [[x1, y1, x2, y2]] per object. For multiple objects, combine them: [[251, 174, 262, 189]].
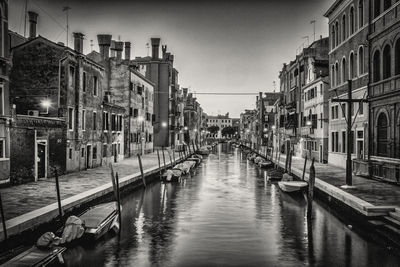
[[63, 145, 400, 267]]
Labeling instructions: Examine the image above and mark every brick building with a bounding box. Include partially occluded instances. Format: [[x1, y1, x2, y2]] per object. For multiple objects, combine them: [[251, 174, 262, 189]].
[[88, 35, 154, 156], [133, 38, 177, 148], [9, 14, 125, 174], [324, 0, 369, 169], [0, 0, 11, 184], [367, 0, 400, 182]]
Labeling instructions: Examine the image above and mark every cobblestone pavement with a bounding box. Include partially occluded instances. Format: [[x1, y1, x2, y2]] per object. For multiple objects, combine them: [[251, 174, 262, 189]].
[[0, 151, 181, 220], [274, 153, 400, 207]]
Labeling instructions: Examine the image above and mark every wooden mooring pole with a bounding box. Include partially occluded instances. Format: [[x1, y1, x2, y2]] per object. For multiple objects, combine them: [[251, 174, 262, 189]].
[[138, 154, 147, 187], [302, 155, 308, 181], [288, 150, 293, 175], [284, 146, 290, 172], [162, 147, 166, 167], [157, 149, 162, 180], [167, 148, 173, 165], [0, 191, 7, 241], [54, 169, 63, 221], [173, 150, 176, 164], [307, 158, 316, 219], [115, 172, 122, 231]]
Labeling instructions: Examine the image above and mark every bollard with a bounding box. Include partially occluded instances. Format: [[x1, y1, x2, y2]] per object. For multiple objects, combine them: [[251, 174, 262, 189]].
[[157, 149, 162, 180], [115, 172, 122, 232], [0, 191, 7, 241], [162, 147, 166, 167], [307, 158, 316, 219], [302, 155, 308, 181], [54, 169, 63, 221], [138, 154, 147, 187]]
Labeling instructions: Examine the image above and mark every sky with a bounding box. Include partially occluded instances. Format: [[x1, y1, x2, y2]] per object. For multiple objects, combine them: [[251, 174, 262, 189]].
[[9, 0, 332, 118]]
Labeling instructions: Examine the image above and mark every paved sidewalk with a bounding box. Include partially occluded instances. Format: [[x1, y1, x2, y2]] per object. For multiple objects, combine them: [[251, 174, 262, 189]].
[[274, 153, 400, 207], [0, 151, 179, 221]]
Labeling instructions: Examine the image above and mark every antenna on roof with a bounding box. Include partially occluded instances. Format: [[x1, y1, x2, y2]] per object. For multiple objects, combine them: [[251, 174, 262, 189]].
[[146, 43, 149, 56], [90, 39, 94, 51], [62, 5, 71, 47], [273, 81, 276, 92]]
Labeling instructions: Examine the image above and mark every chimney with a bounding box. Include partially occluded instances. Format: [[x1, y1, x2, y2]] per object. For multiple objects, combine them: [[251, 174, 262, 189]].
[[97, 34, 112, 59], [124, 42, 131, 60], [28, 11, 38, 38], [110, 40, 116, 58], [151, 38, 160, 59], [162, 45, 167, 58], [115, 41, 123, 62], [73, 32, 84, 54]]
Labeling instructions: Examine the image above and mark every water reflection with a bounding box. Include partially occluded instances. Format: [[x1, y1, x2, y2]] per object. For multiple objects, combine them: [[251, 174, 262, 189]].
[[63, 145, 400, 267]]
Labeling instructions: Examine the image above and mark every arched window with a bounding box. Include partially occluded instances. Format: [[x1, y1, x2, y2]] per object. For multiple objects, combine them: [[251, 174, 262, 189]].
[[383, 44, 391, 79], [342, 14, 347, 40], [384, 0, 391, 11], [358, 46, 364, 75], [359, 0, 364, 27], [336, 21, 340, 46], [349, 52, 355, 78], [373, 50, 381, 82], [332, 25, 336, 49], [335, 62, 340, 85], [377, 112, 388, 157], [395, 39, 400, 75], [350, 7, 355, 35], [374, 0, 381, 18], [331, 65, 335, 87], [341, 57, 347, 83]]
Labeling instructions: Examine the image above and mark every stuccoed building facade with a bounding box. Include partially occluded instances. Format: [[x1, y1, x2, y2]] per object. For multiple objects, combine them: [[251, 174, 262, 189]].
[[133, 38, 177, 148], [324, 0, 369, 169], [88, 35, 154, 156], [10, 18, 125, 175]]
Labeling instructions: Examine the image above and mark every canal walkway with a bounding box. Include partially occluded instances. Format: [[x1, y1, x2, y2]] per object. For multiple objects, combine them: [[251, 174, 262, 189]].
[[0, 150, 183, 240], [272, 153, 400, 218]]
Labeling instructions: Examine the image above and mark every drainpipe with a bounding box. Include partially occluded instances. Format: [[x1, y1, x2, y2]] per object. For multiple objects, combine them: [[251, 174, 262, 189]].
[[367, 0, 372, 178]]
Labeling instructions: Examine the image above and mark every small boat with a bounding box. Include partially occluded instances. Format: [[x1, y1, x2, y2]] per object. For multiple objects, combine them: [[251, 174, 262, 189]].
[[198, 148, 210, 155], [278, 181, 308, 193], [2, 246, 66, 267], [161, 169, 183, 182], [258, 161, 273, 168], [79, 202, 120, 241]]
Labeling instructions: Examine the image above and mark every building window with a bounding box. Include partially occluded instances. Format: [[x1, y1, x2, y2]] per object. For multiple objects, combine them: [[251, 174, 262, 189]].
[[377, 112, 388, 157], [349, 52, 355, 79], [341, 57, 347, 83], [374, 0, 381, 18], [90, 111, 95, 130], [331, 25, 336, 49], [93, 146, 97, 159], [373, 50, 381, 82], [118, 115, 123, 131], [103, 144, 107, 157], [130, 82, 134, 91], [342, 14, 346, 40], [383, 44, 391, 79], [359, 0, 364, 27], [350, 6, 355, 35], [342, 103, 346, 118], [395, 40, 400, 75], [342, 131, 346, 153], [68, 107, 74, 130], [335, 62, 339, 86], [81, 147, 85, 157], [93, 76, 98, 96], [359, 102, 364, 115], [133, 109, 138, 117], [82, 109, 86, 130], [335, 21, 339, 45], [83, 72, 87, 92], [69, 66, 75, 88], [358, 46, 364, 75], [0, 85, 4, 116], [384, 0, 391, 11], [103, 111, 109, 131], [68, 148, 72, 160], [0, 139, 5, 158], [111, 113, 116, 131]]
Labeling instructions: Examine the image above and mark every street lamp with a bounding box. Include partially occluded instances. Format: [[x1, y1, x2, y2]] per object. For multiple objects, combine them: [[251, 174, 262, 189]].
[[161, 121, 167, 128], [41, 99, 51, 114], [306, 120, 312, 157]]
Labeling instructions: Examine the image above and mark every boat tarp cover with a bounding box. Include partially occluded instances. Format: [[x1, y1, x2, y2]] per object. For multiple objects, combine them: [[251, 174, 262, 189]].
[[60, 216, 85, 244], [80, 202, 116, 229]]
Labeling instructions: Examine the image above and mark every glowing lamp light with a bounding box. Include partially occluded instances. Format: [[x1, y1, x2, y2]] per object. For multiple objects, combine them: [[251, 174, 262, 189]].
[[271, 125, 276, 130], [246, 129, 250, 133], [184, 126, 188, 131], [161, 122, 168, 128], [263, 128, 268, 132], [41, 99, 51, 108], [138, 116, 144, 122], [194, 129, 198, 132], [306, 120, 312, 127]]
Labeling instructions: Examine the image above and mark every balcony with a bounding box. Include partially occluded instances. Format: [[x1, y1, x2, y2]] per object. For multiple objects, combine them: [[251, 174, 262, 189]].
[[371, 3, 400, 36], [370, 75, 400, 98]]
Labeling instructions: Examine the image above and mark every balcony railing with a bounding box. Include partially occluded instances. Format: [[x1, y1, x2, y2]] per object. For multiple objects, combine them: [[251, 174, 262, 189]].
[[370, 75, 400, 98]]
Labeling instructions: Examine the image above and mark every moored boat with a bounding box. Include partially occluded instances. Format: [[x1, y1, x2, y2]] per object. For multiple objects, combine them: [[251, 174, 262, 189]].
[[278, 181, 308, 193], [1, 246, 66, 267]]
